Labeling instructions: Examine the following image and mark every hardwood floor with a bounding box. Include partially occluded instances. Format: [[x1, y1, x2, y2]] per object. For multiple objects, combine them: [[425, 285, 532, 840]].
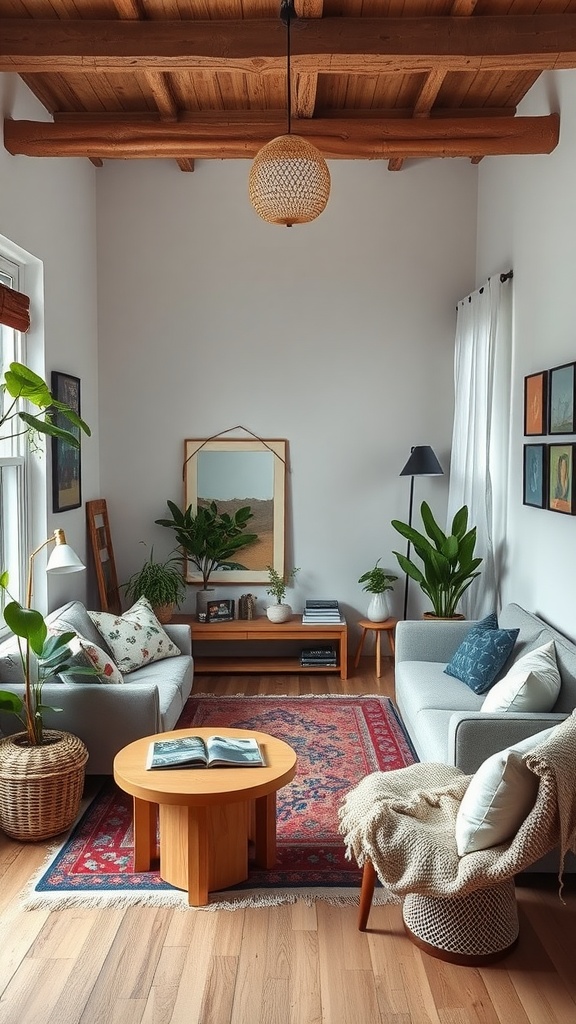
[[1, 659, 575, 1024]]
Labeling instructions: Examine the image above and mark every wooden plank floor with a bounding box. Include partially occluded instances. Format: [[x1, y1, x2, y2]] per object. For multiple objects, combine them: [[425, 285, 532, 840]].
[[1, 659, 575, 1024]]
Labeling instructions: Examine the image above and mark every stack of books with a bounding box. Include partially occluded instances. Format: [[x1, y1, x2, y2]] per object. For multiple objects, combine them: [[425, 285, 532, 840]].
[[300, 644, 338, 667], [301, 600, 345, 624]]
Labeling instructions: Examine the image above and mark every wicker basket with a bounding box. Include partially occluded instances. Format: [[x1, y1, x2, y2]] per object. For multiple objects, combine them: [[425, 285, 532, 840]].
[[0, 730, 88, 842]]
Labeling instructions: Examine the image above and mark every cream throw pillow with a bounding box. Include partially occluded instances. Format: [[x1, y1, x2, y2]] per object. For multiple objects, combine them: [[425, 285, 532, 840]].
[[455, 726, 556, 856], [88, 597, 181, 673], [481, 641, 561, 714], [60, 635, 124, 685]]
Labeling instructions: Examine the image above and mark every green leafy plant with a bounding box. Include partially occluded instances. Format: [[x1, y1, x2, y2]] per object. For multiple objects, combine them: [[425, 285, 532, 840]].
[[1, 362, 91, 449], [123, 546, 186, 609], [357, 559, 397, 595], [391, 502, 482, 618], [155, 500, 258, 589], [265, 565, 300, 604], [0, 573, 96, 745]]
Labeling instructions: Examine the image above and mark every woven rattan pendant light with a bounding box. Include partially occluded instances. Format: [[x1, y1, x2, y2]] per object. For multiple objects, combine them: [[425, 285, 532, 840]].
[[249, 1, 331, 227]]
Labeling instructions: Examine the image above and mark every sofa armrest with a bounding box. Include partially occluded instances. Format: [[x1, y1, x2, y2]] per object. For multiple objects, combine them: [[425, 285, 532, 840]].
[[0, 682, 162, 774], [164, 623, 191, 656], [448, 711, 567, 773], [395, 619, 475, 665]]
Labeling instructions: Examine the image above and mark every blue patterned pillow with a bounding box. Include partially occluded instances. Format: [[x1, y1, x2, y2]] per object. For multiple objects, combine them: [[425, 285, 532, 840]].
[[444, 614, 519, 695]]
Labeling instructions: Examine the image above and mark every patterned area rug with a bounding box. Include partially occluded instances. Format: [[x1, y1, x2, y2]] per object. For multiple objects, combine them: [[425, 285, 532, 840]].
[[24, 694, 416, 910]]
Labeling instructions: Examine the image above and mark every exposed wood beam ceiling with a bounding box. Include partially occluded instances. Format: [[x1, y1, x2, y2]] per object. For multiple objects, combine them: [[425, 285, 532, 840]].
[[1, 5, 571, 170]]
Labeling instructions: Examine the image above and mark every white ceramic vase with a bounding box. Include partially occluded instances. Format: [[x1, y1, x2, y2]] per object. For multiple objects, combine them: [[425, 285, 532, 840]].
[[266, 603, 292, 623], [367, 593, 389, 622]]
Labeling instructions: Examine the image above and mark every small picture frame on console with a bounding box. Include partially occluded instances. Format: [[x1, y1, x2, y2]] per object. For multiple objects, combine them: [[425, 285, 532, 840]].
[[548, 443, 576, 515], [206, 599, 235, 623], [524, 370, 547, 436], [523, 444, 547, 509]]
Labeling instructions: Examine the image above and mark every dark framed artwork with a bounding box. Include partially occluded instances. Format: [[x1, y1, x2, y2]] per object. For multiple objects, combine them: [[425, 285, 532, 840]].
[[523, 444, 547, 508], [206, 599, 235, 623], [51, 371, 82, 513], [548, 443, 576, 515], [548, 361, 576, 435], [524, 371, 547, 436]]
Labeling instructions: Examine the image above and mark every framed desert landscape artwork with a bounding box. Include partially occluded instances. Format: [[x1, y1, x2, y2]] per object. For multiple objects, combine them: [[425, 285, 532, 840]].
[[184, 437, 287, 584], [548, 443, 576, 515], [524, 370, 547, 436], [548, 361, 576, 435], [523, 444, 547, 509]]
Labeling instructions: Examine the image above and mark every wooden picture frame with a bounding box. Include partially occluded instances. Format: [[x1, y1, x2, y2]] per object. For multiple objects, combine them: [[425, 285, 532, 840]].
[[86, 498, 122, 613], [548, 361, 576, 435], [524, 371, 547, 436], [51, 371, 82, 512], [548, 444, 576, 515], [184, 437, 287, 585], [523, 444, 547, 508], [206, 599, 235, 623]]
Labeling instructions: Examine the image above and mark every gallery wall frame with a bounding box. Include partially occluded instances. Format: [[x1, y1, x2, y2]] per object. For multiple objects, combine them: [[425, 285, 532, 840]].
[[548, 443, 576, 515], [183, 437, 287, 585], [51, 371, 82, 513], [524, 371, 548, 436], [523, 444, 548, 509], [548, 361, 576, 435]]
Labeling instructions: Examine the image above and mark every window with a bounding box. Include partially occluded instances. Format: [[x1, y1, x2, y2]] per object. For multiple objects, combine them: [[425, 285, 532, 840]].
[[0, 254, 29, 626]]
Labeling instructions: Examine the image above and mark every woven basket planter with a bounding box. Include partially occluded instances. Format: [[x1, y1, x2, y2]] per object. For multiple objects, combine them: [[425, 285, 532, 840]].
[[0, 730, 88, 842]]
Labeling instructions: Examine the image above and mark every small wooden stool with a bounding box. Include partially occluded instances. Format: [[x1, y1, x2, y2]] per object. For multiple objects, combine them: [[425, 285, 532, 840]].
[[354, 618, 398, 678]]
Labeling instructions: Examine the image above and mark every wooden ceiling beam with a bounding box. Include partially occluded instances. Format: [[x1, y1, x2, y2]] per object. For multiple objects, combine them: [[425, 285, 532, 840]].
[[3, 113, 559, 160], [2, 16, 576, 75]]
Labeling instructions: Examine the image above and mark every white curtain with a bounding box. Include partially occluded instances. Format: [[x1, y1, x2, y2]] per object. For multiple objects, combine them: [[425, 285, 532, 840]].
[[447, 274, 513, 618]]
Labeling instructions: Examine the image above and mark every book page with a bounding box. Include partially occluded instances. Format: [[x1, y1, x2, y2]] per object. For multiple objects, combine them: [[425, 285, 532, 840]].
[[146, 736, 208, 769], [206, 735, 264, 767]]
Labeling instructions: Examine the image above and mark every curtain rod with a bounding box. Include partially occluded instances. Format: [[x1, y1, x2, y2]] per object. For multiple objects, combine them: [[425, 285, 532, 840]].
[[457, 269, 513, 308]]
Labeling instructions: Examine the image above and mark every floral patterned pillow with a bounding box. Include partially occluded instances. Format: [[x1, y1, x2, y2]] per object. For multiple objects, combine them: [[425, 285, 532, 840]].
[[55, 634, 124, 685], [88, 597, 181, 673]]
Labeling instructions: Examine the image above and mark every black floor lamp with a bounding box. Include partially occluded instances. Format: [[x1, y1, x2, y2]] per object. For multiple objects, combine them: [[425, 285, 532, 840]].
[[399, 445, 444, 620]]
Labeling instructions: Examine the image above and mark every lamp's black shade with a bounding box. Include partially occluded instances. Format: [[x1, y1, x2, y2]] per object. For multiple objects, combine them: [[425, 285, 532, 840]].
[[400, 445, 444, 478]]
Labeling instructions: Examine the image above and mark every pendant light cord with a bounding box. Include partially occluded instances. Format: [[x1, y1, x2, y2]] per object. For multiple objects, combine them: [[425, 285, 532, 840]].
[[281, 0, 296, 136]]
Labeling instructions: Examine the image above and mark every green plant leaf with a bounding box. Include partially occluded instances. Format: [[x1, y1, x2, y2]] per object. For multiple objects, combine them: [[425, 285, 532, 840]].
[[420, 501, 446, 549], [451, 505, 469, 539], [3, 602, 47, 655], [0, 691, 24, 714]]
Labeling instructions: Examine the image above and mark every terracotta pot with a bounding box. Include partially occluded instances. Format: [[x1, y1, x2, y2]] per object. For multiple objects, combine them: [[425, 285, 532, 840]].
[[423, 612, 466, 621], [152, 602, 175, 624]]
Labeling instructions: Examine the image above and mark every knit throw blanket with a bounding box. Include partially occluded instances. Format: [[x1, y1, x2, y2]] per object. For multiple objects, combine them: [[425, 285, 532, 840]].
[[338, 711, 576, 899]]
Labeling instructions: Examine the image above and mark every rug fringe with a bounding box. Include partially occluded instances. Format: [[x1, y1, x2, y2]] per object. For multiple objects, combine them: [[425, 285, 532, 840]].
[[22, 886, 401, 913]]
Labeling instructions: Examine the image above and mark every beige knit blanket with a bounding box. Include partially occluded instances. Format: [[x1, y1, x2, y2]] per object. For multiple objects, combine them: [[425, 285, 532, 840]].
[[338, 710, 576, 899]]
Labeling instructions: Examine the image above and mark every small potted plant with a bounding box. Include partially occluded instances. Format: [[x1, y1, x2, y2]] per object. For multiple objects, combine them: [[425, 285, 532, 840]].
[[123, 546, 186, 623], [265, 565, 300, 623], [358, 559, 397, 622]]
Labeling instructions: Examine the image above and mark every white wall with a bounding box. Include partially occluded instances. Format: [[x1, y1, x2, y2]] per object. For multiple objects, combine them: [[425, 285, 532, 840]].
[[477, 69, 576, 638], [0, 74, 100, 611], [96, 157, 477, 633]]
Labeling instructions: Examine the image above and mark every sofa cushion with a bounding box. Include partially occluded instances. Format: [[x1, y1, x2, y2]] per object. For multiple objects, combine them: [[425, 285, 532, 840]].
[[127, 655, 192, 702], [481, 641, 561, 714], [0, 635, 25, 683], [455, 726, 556, 855], [444, 615, 519, 695], [89, 597, 181, 673], [59, 635, 124, 685], [45, 600, 115, 655]]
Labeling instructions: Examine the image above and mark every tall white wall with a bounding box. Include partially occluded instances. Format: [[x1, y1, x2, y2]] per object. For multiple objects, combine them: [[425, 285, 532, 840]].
[[0, 74, 100, 611], [96, 157, 477, 632], [477, 70, 576, 638]]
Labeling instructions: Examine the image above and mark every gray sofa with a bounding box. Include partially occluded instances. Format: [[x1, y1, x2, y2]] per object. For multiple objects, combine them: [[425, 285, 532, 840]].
[[0, 600, 194, 774], [394, 603, 576, 874], [395, 602, 576, 774]]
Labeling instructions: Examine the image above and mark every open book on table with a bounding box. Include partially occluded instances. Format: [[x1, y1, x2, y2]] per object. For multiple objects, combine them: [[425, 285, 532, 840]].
[[146, 735, 265, 770]]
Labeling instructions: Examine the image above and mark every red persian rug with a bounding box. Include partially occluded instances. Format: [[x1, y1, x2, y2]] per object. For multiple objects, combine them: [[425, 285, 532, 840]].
[[24, 694, 416, 909]]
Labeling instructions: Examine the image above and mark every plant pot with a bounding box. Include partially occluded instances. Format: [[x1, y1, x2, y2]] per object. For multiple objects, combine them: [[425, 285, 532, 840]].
[[196, 588, 216, 621], [152, 602, 175, 624], [423, 612, 466, 621], [266, 603, 293, 623], [0, 730, 89, 841], [367, 593, 389, 622]]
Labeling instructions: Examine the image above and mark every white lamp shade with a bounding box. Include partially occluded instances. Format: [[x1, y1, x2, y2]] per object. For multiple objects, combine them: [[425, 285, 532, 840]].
[[46, 544, 85, 574]]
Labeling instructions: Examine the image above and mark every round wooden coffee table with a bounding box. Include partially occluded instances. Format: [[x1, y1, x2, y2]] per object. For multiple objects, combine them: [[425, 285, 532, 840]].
[[113, 727, 297, 906]]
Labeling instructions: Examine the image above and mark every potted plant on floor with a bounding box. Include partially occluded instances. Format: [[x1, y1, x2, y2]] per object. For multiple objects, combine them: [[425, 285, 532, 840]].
[[155, 500, 259, 618], [357, 560, 397, 622], [265, 565, 300, 623], [391, 502, 482, 619], [123, 546, 186, 624], [0, 575, 96, 841]]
